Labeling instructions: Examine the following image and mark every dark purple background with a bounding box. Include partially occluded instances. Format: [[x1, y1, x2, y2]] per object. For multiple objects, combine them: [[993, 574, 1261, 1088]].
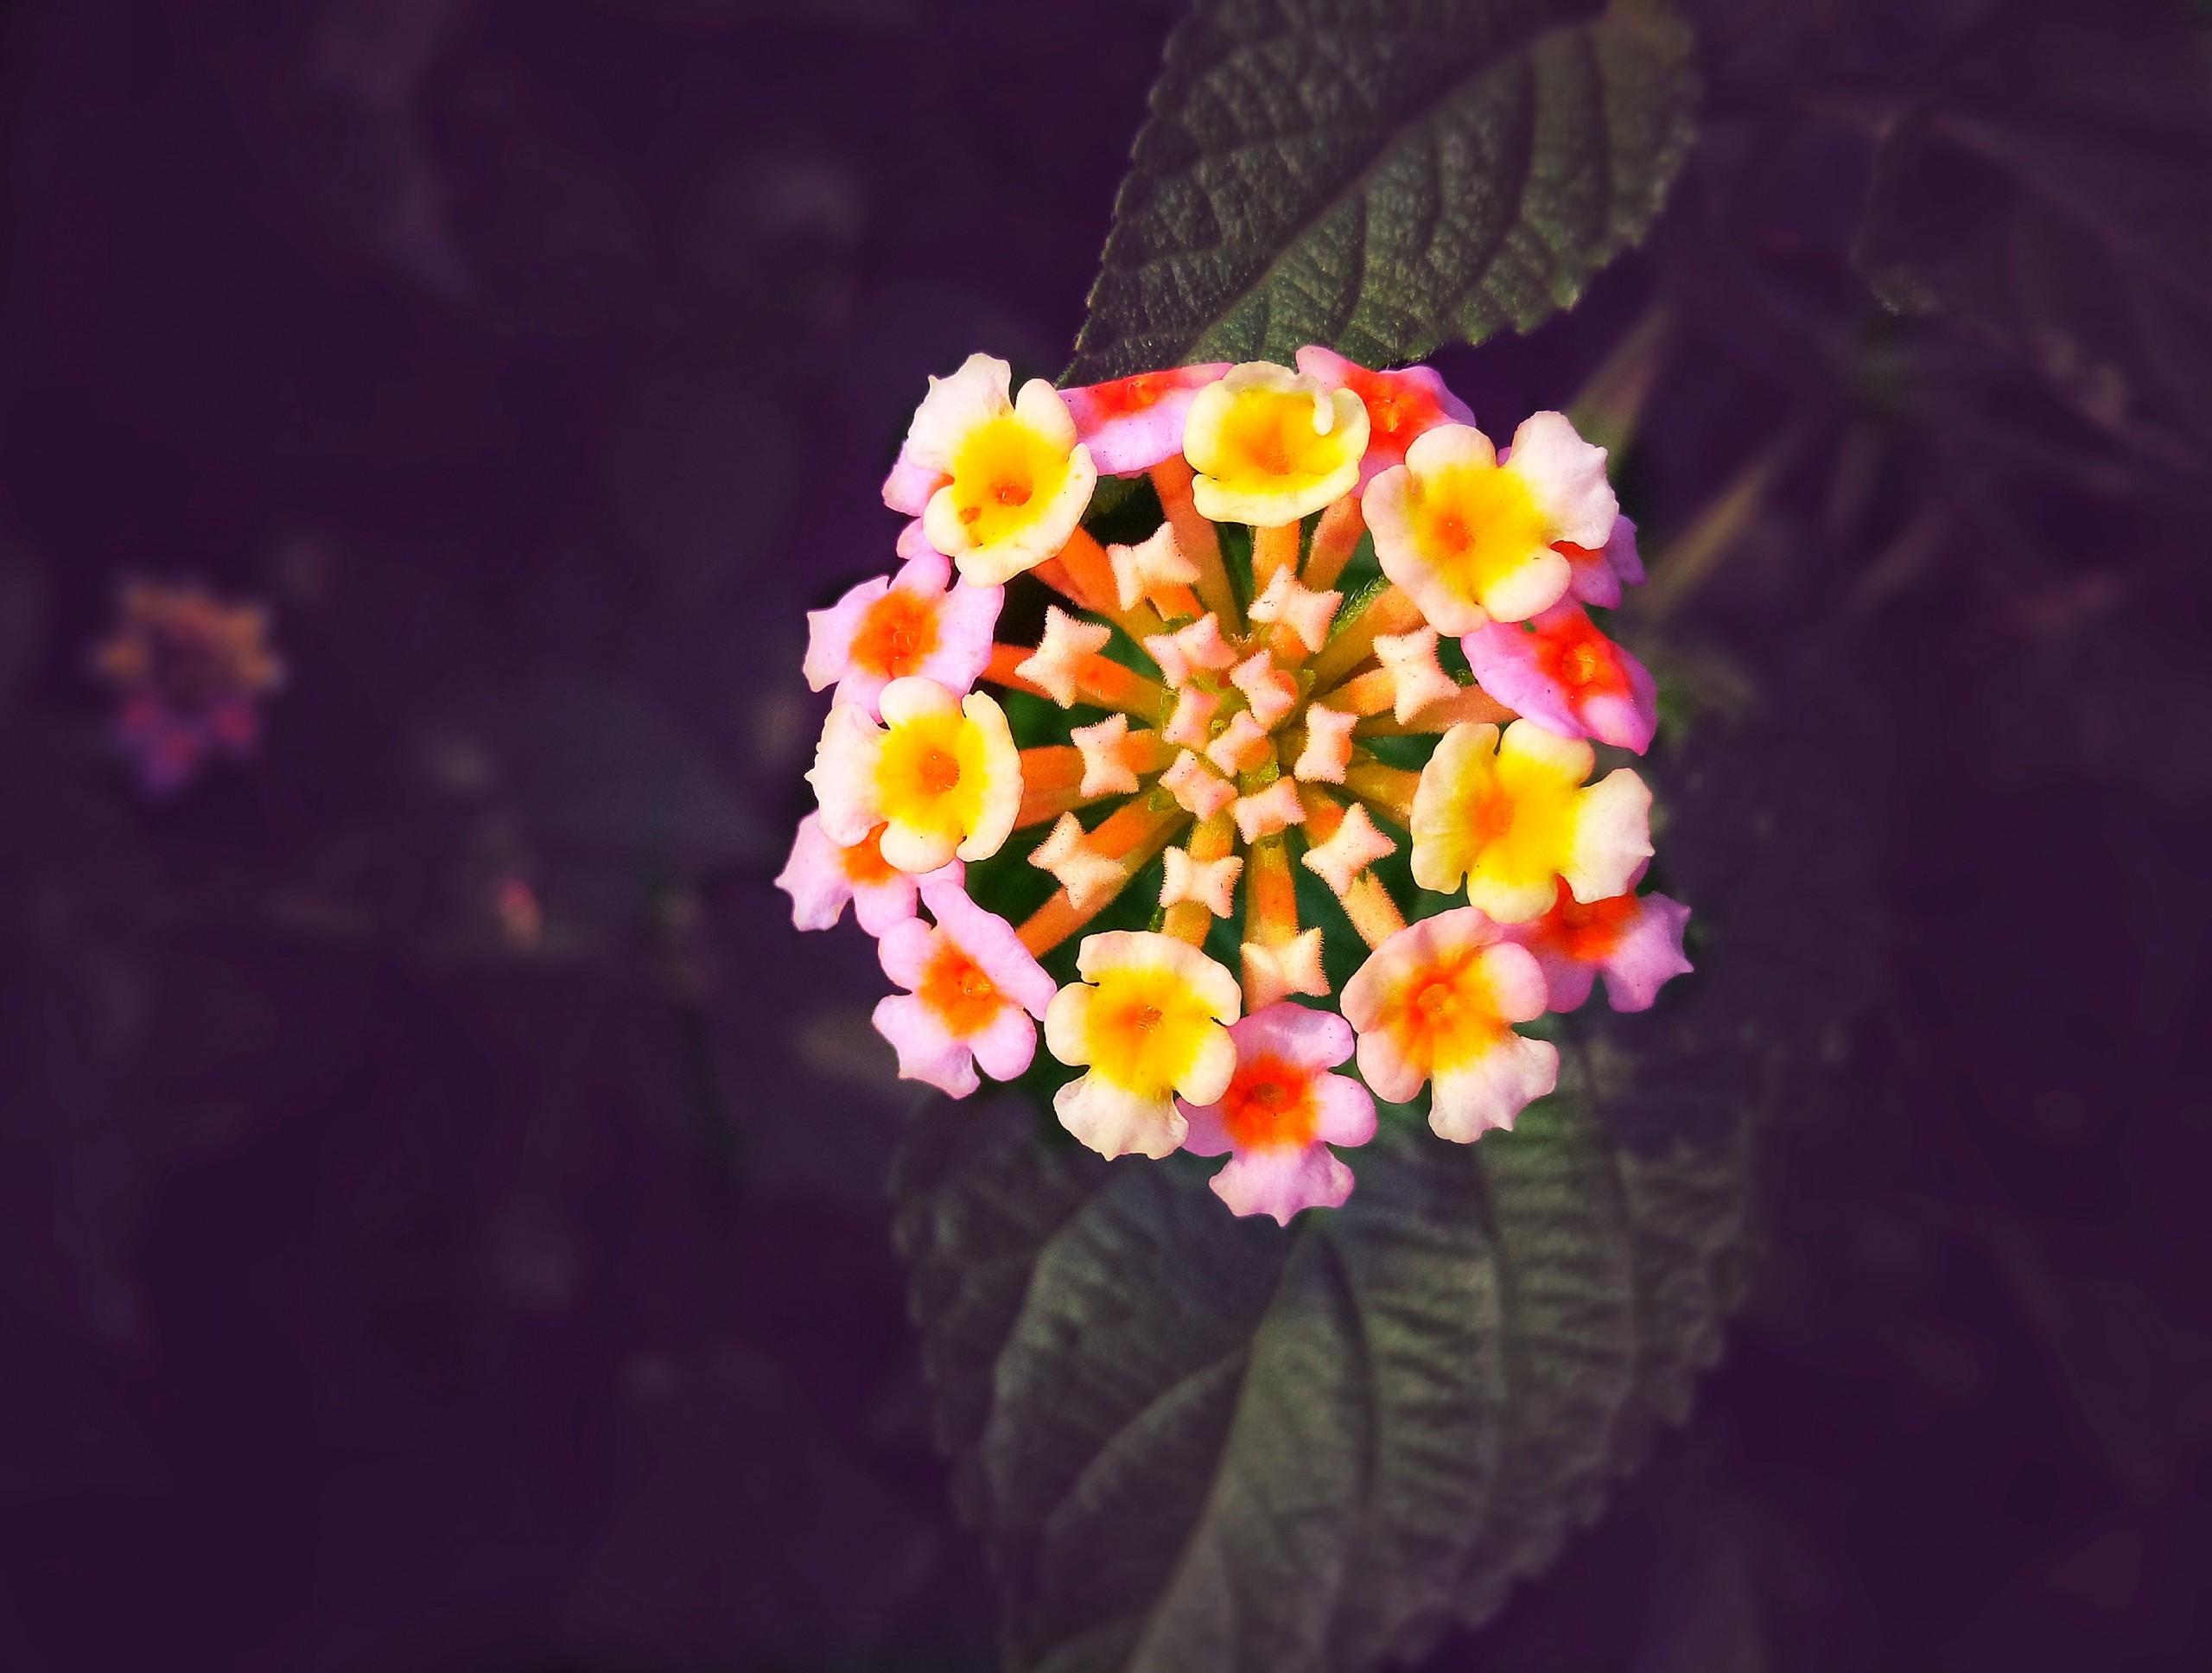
[[0, 2, 2207, 1670]]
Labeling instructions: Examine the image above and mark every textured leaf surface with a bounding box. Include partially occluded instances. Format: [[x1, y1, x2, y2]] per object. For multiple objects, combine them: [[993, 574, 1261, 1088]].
[[1067, 0, 1698, 382], [1854, 0, 2212, 453], [893, 698, 1872, 1673]]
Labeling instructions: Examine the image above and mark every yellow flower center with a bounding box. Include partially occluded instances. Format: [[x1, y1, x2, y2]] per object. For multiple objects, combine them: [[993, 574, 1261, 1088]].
[[1387, 948, 1506, 1075], [1084, 967, 1219, 1098], [1459, 744, 1580, 890], [1211, 389, 1345, 495], [1412, 465, 1550, 604], [876, 709, 989, 837], [948, 416, 1071, 549]]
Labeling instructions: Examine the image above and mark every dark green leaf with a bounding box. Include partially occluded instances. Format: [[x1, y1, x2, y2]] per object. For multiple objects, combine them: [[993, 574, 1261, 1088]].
[[1068, 0, 1699, 382], [893, 697, 1872, 1673], [1854, 0, 2212, 455]]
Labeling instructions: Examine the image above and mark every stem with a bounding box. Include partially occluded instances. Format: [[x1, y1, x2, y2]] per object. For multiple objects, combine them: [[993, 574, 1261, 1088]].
[[1341, 873, 1407, 948], [1303, 495, 1366, 592], [1150, 458, 1239, 627], [1356, 686, 1512, 738], [1016, 798, 1186, 956], [1310, 584, 1423, 689]]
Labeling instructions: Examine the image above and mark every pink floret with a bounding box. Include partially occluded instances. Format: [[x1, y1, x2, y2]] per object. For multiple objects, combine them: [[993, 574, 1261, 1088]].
[[1504, 882, 1693, 1013], [1462, 599, 1659, 754], [871, 881, 1056, 1097], [803, 546, 1003, 717], [1178, 1003, 1377, 1225], [1295, 346, 1475, 486], [1060, 364, 1231, 474], [775, 812, 961, 937]]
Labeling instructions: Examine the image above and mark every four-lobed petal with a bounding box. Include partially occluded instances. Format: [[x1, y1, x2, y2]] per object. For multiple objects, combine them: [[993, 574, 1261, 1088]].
[[1410, 719, 1652, 924], [804, 546, 1003, 717], [1462, 599, 1659, 754], [1340, 907, 1558, 1142], [1364, 413, 1615, 633], [902, 353, 1099, 586], [1045, 932, 1242, 1159], [1183, 362, 1370, 527], [808, 676, 1022, 874]]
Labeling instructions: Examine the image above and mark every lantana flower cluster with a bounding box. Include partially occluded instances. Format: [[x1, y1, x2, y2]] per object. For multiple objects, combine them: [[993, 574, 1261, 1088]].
[[780, 348, 1691, 1223]]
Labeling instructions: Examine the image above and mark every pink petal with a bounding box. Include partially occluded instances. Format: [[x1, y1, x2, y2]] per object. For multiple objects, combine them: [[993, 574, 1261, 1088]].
[[1177, 1097, 1236, 1157], [968, 1005, 1040, 1082], [1228, 1002, 1355, 1074], [850, 869, 925, 937], [1211, 1142, 1355, 1225], [920, 880, 1057, 1019], [1575, 654, 1659, 754], [1562, 540, 1622, 608], [896, 518, 939, 560], [803, 574, 893, 695], [774, 813, 857, 931], [1522, 946, 1599, 1013], [1607, 513, 1644, 586], [918, 575, 1005, 699], [872, 993, 979, 1097], [882, 448, 944, 517], [1598, 892, 1694, 1012], [875, 916, 938, 990], [1061, 364, 1230, 474], [1462, 618, 1587, 739], [1462, 602, 1658, 754], [1311, 1072, 1377, 1148]]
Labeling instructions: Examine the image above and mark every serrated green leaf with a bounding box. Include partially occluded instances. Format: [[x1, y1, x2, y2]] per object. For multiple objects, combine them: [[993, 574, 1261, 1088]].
[[1853, 0, 2212, 455], [1067, 0, 1699, 382], [893, 700, 1872, 1673]]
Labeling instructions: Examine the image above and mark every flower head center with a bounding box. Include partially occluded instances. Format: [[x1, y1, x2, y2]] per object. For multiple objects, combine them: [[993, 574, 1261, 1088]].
[[1552, 885, 1640, 961], [851, 589, 942, 678], [839, 826, 899, 885], [918, 745, 963, 794], [1222, 1053, 1319, 1150], [918, 941, 1005, 1037]]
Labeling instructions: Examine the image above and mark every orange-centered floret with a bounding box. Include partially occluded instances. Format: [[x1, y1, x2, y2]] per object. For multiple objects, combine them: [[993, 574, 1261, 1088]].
[[808, 675, 1021, 874], [1410, 718, 1652, 923], [1045, 931, 1241, 1159], [1183, 362, 1370, 527], [1340, 907, 1557, 1142]]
